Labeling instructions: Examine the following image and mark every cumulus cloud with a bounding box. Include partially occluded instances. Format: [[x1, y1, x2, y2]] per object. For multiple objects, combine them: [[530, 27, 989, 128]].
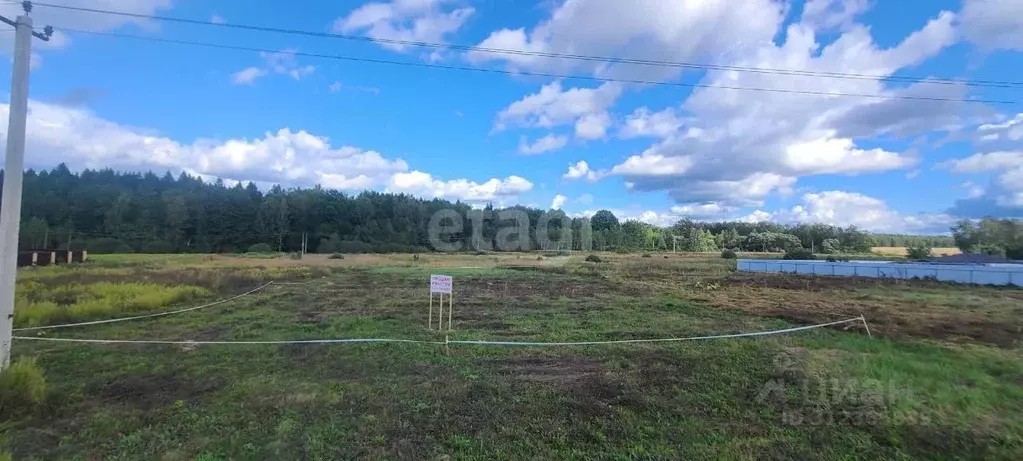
[[495, 81, 622, 135], [333, 0, 473, 54], [619, 108, 685, 139], [562, 160, 606, 181], [3, 100, 406, 191], [0, 100, 536, 205], [231, 49, 316, 85], [942, 151, 1023, 216], [386, 171, 533, 202], [211, 14, 227, 24], [977, 113, 1023, 143], [800, 0, 870, 31], [745, 191, 955, 233], [551, 194, 568, 210], [469, 0, 785, 82], [959, 0, 1023, 50], [518, 134, 568, 155], [604, 7, 958, 205]]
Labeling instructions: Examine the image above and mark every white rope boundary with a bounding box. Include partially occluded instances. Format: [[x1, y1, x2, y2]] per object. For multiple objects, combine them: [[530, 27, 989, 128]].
[[12, 281, 276, 332], [13, 316, 869, 346]]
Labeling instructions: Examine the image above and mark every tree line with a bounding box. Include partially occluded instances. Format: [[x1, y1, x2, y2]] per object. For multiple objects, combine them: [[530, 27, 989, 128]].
[[1, 165, 998, 256]]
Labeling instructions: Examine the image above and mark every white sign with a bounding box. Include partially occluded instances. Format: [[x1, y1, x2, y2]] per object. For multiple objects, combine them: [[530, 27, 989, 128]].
[[430, 274, 453, 294]]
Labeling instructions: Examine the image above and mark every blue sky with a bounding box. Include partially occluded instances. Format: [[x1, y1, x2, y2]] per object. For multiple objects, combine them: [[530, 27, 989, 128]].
[[2, 0, 1022, 233]]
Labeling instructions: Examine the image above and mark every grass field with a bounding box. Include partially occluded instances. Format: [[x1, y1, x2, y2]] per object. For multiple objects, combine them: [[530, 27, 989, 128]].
[[3, 253, 1021, 460], [872, 247, 962, 257]]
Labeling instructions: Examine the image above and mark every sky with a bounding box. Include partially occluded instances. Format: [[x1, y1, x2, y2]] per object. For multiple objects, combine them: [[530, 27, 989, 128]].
[[1, 0, 1022, 234]]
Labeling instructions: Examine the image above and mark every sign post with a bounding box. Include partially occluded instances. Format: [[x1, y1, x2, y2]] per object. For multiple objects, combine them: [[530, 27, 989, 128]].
[[429, 274, 453, 330]]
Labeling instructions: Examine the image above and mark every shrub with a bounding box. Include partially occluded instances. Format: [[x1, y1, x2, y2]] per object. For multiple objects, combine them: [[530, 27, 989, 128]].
[[0, 357, 47, 419], [328, 253, 345, 260], [585, 254, 602, 263], [720, 249, 737, 259], [247, 243, 273, 253], [288, 252, 303, 260], [782, 248, 815, 260], [641, 253, 652, 258], [906, 245, 932, 259], [475, 250, 487, 256], [663, 255, 669, 259], [970, 244, 1006, 258], [820, 238, 840, 254], [536, 256, 544, 261]]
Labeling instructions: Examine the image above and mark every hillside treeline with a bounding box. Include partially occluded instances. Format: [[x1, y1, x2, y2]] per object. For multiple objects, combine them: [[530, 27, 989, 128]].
[[0, 164, 989, 255]]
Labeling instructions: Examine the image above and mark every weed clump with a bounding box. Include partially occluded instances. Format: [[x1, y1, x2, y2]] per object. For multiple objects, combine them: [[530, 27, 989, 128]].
[[0, 357, 47, 420], [585, 254, 602, 263], [721, 249, 737, 259], [328, 253, 345, 260]]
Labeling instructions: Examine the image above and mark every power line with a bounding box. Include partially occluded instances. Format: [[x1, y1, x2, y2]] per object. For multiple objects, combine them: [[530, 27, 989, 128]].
[[33, 1, 1023, 89], [52, 27, 1022, 105]]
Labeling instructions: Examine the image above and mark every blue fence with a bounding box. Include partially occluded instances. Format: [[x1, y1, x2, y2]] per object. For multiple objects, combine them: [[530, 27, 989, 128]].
[[736, 259, 1023, 287]]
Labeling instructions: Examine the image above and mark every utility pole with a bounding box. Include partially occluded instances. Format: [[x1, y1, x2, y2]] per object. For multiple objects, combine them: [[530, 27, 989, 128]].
[[0, 2, 53, 370]]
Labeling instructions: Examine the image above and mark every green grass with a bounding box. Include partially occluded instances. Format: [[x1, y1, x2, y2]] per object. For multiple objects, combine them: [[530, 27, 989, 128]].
[[3, 256, 1021, 460], [14, 282, 209, 327]]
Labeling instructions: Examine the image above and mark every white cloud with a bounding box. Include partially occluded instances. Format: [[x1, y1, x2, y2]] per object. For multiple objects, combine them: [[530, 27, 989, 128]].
[[606, 7, 956, 205], [333, 0, 473, 54], [211, 14, 227, 24], [959, 0, 1023, 50], [469, 0, 786, 82], [575, 112, 612, 140], [939, 151, 1023, 173], [977, 113, 1023, 142], [669, 202, 739, 218], [620, 108, 685, 139], [232, 49, 316, 85], [942, 151, 1023, 216], [800, 0, 870, 31], [231, 67, 268, 85], [518, 134, 568, 155], [386, 171, 533, 202], [562, 160, 606, 181], [495, 81, 622, 134], [551, 194, 568, 210], [577, 193, 594, 205], [745, 191, 955, 233], [3, 99, 413, 192], [329, 81, 344, 93]]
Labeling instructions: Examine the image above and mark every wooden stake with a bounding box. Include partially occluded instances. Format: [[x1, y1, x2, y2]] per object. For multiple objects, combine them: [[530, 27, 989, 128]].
[[428, 293, 433, 330], [437, 293, 444, 331], [448, 293, 453, 331]]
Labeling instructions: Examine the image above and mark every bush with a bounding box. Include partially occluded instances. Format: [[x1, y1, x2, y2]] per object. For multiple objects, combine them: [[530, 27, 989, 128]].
[[783, 248, 815, 260], [663, 255, 669, 259], [288, 252, 303, 260], [0, 357, 47, 419], [585, 254, 602, 263], [247, 243, 273, 253], [641, 253, 652, 258], [820, 238, 840, 254], [720, 249, 737, 259], [906, 245, 932, 259], [328, 253, 345, 260], [536, 256, 543, 261], [970, 244, 1007, 258]]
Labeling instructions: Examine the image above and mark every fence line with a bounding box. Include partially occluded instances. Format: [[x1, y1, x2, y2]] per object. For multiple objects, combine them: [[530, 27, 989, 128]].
[[12, 281, 276, 332], [14, 316, 867, 347]]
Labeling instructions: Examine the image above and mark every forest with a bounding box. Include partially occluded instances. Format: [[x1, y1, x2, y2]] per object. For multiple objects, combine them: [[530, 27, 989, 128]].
[[3, 165, 1001, 256]]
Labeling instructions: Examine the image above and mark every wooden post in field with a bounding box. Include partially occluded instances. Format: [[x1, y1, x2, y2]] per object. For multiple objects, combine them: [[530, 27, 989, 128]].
[[428, 292, 433, 330]]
